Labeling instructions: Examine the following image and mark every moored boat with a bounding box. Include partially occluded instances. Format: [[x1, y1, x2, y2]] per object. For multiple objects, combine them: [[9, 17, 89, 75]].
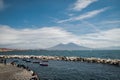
[[26, 60, 31, 62], [40, 63, 48, 66]]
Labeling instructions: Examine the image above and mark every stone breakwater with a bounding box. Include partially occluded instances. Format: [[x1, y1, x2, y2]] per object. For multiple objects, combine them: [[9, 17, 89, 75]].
[[0, 55, 120, 66]]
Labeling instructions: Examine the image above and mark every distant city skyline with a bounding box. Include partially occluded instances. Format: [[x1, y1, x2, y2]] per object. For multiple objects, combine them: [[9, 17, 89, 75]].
[[0, 0, 120, 49]]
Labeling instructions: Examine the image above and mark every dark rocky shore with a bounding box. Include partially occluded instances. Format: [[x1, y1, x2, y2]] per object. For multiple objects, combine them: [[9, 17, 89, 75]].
[[0, 55, 120, 67]]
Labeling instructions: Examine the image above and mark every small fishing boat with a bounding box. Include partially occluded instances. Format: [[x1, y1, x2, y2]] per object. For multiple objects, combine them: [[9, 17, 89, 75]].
[[40, 63, 48, 66], [26, 60, 31, 62]]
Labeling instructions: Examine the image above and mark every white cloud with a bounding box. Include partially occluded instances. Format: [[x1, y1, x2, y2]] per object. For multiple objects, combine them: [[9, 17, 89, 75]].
[[0, 25, 120, 49], [102, 20, 120, 24], [0, 25, 79, 49], [0, 0, 5, 11], [72, 0, 98, 11], [68, 13, 74, 17], [57, 7, 108, 23], [77, 28, 120, 48]]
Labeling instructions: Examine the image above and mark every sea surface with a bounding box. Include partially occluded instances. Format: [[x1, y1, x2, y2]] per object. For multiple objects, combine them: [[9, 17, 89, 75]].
[[0, 50, 120, 59], [0, 50, 120, 80]]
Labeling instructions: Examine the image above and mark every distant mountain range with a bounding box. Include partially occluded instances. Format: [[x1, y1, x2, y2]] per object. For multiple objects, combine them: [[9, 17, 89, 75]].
[[47, 43, 91, 50], [97, 46, 120, 50], [0, 43, 120, 52]]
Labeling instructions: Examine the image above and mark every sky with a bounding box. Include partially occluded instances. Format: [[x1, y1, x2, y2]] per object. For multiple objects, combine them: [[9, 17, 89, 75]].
[[0, 0, 120, 49]]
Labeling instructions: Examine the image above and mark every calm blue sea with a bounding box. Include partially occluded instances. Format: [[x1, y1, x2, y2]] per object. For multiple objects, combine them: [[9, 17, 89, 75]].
[[1, 50, 120, 80], [0, 50, 120, 59]]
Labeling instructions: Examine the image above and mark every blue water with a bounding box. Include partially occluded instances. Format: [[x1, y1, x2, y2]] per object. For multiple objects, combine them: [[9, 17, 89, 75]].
[[1, 50, 120, 80], [1, 50, 120, 59], [7, 58, 120, 80]]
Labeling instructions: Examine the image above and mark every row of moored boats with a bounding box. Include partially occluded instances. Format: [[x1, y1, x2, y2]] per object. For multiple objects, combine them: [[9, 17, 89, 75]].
[[22, 59, 49, 66]]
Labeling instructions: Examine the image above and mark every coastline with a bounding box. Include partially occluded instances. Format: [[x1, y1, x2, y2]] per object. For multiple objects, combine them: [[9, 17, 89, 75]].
[[0, 62, 39, 80], [0, 55, 120, 66]]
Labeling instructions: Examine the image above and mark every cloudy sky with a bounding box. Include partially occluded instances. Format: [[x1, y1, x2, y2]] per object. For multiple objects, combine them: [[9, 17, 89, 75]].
[[0, 0, 120, 49]]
